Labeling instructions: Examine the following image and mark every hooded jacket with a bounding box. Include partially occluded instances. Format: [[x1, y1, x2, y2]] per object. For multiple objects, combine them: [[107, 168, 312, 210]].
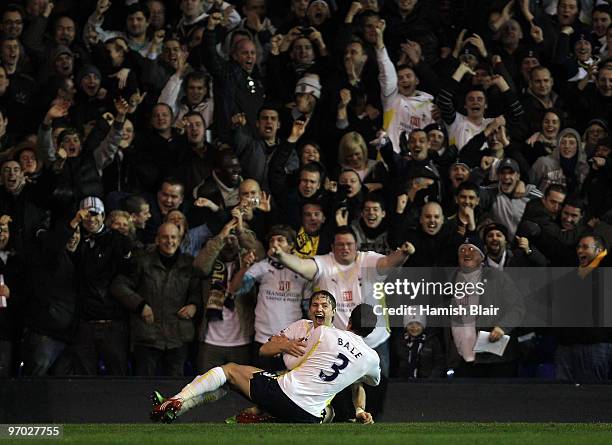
[[529, 128, 589, 193]]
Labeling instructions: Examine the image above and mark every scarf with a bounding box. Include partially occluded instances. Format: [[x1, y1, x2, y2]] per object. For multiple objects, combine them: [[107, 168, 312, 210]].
[[206, 260, 236, 321], [403, 332, 426, 378], [486, 250, 507, 271], [578, 249, 608, 279], [358, 217, 387, 240], [295, 227, 319, 259], [451, 267, 482, 362], [560, 154, 578, 191]]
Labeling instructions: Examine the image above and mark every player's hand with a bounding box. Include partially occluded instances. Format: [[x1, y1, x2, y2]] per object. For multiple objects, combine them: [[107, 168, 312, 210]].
[[356, 410, 374, 424], [281, 338, 307, 357], [142, 304, 154, 324], [489, 326, 504, 342]]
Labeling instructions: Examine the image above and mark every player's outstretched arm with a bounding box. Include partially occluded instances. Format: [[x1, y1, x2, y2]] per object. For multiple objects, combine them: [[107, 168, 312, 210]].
[[351, 383, 374, 424]]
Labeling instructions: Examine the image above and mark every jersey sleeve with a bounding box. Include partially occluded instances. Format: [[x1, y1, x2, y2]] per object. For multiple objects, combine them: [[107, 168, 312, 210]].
[[361, 251, 385, 269], [246, 260, 268, 281], [358, 357, 381, 387], [312, 254, 331, 282], [278, 319, 310, 339]]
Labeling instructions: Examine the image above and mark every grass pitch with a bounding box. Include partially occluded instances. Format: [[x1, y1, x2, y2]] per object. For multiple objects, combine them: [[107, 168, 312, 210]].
[[3, 423, 612, 445]]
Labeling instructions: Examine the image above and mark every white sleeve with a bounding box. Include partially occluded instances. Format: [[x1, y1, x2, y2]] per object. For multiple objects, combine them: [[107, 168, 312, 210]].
[[311, 255, 329, 282], [158, 74, 183, 121], [214, 2, 242, 30], [245, 259, 268, 282], [361, 251, 385, 269], [358, 358, 381, 387], [376, 47, 398, 107]]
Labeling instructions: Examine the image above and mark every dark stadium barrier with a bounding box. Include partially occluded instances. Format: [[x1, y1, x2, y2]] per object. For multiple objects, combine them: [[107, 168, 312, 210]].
[[2, 378, 612, 423]]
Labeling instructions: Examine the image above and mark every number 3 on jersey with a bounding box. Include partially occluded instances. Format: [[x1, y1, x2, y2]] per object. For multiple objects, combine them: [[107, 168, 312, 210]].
[[319, 353, 349, 381]]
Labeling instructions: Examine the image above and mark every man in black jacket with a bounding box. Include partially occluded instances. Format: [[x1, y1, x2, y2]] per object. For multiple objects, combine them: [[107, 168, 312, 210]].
[[202, 12, 264, 142], [72, 196, 133, 375], [21, 209, 83, 376]]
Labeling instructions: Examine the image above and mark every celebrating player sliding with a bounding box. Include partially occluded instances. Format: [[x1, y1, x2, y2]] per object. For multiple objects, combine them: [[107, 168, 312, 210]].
[[150, 304, 381, 424]]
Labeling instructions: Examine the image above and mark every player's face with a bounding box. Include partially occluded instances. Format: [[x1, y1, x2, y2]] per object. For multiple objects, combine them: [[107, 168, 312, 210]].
[[333, 233, 357, 265], [308, 295, 335, 327]]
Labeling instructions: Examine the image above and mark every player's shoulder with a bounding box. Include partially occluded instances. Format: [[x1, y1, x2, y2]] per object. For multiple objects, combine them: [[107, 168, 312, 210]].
[[280, 319, 313, 337]]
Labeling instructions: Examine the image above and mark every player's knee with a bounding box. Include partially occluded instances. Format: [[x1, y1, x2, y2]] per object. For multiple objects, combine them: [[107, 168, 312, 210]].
[[221, 362, 237, 382]]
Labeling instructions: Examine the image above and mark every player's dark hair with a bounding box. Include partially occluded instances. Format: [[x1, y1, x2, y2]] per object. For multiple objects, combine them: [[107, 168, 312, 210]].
[[309, 290, 336, 311], [349, 304, 376, 337]]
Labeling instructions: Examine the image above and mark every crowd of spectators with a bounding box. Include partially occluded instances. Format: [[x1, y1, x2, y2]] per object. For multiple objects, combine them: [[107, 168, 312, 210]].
[[0, 0, 611, 383]]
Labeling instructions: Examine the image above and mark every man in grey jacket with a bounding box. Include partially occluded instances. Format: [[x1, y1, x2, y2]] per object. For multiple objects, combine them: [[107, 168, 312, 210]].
[[111, 223, 203, 376], [478, 158, 543, 239]]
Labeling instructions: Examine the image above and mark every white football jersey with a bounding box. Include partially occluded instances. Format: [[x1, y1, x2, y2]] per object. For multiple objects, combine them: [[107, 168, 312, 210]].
[[446, 113, 493, 151], [278, 319, 315, 369], [247, 259, 309, 343], [277, 325, 381, 417], [313, 252, 390, 348]]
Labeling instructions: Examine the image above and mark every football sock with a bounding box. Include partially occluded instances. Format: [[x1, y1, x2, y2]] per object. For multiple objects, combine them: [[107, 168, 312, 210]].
[[177, 388, 228, 417], [175, 366, 227, 400]]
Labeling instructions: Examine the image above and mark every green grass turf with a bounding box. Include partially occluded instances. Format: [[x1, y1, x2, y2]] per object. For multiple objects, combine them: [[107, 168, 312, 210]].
[[2, 423, 612, 445]]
